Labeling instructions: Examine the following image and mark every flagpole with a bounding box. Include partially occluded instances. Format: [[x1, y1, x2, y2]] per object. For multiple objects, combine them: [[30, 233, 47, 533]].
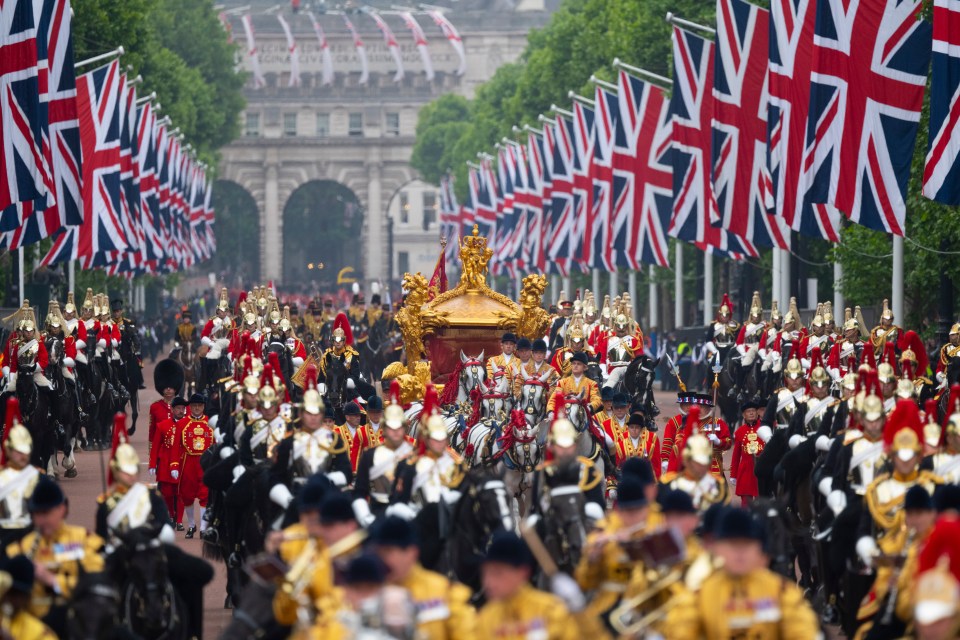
[[703, 252, 713, 325], [781, 248, 791, 307], [588, 75, 618, 92], [771, 249, 781, 311], [612, 59, 673, 89], [674, 243, 683, 328], [608, 269, 617, 302], [592, 270, 600, 303], [17, 248, 24, 306], [892, 235, 904, 322], [833, 262, 844, 321], [68, 261, 75, 294], [74, 46, 124, 71], [665, 12, 716, 36]]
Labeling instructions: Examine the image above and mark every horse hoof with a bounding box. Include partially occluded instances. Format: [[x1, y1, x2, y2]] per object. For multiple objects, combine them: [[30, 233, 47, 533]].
[[65, 468, 78, 478]]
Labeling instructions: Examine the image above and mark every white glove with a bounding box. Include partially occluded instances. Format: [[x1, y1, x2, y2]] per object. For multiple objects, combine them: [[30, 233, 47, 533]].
[[441, 488, 462, 505], [937, 371, 946, 385], [661, 460, 669, 475], [159, 524, 175, 544], [352, 499, 376, 528], [292, 357, 304, 368], [584, 502, 605, 522], [171, 470, 180, 480], [551, 573, 586, 613], [756, 425, 773, 443], [213, 429, 224, 444], [148, 468, 156, 477], [201, 336, 214, 348], [327, 471, 347, 487], [206, 348, 221, 360], [346, 378, 356, 390], [856, 536, 879, 568], [788, 434, 806, 449], [771, 353, 783, 373], [1, 366, 9, 377], [220, 446, 235, 460], [827, 489, 847, 516], [818, 477, 833, 498], [215, 338, 230, 350], [319, 382, 327, 395], [63, 357, 76, 368], [816, 435, 833, 453], [707, 433, 721, 446], [729, 477, 737, 486], [385, 502, 418, 521], [97, 338, 107, 350], [111, 338, 118, 348], [232, 465, 245, 483], [269, 484, 294, 509]]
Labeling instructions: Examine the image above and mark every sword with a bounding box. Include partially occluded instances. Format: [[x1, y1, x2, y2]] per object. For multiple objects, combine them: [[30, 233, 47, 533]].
[[665, 353, 686, 392], [711, 352, 722, 414]]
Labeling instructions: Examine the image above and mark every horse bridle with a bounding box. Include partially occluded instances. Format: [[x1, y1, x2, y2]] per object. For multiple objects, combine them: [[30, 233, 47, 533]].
[[461, 359, 485, 395], [470, 479, 515, 540]]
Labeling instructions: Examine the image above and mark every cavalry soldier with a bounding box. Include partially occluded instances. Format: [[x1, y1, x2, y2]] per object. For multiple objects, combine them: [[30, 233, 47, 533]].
[[352, 393, 414, 527], [177, 393, 215, 538], [280, 306, 308, 371], [936, 322, 960, 387], [926, 386, 960, 483], [199, 287, 231, 348], [319, 312, 368, 403], [368, 516, 476, 640], [757, 346, 806, 445], [149, 358, 183, 455], [612, 411, 660, 474], [486, 332, 518, 390], [347, 293, 368, 346], [4, 303, 52, 392], [799, 304, 834, 366], [0, 554, 58, 639], [0, 399, 40, 548], [548, 290, 574, 352], [335, 401, 376, 473], [606, 307, 642, 378], [878, 343, 900, 415], [590, 295, 613, 362], [786, 348, 838, 449], [109, 298, 142, 391], [150, 396, 187, 529], [244, 364, 288, 464], [61, 292, 88, 371], [5, 475, 104, 636], [173, 309, 199, 353], [758, 299, 782, 362], [269, 365, 352, 515], [734, 292, 767, 388], [703, 293, 739, 360], [870, 298, 902, 353], [730, 398, 764, 506], [666, 508, 817, 639], [550, 314, 595, 377], [477, 532, 579, 640], [546, 352, 602, 417], [530, 411, 606, 526], [828, 307, 866, 382], [660, 408, 731, 512]]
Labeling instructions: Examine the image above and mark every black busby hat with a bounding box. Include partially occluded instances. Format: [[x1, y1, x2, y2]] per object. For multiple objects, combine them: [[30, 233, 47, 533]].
[[570, 352, 589, 365], [500, 332, 517, 344], [621, 457, 655, 486], [298, 473, 334, 512], [740, 397, 762, 412], [28, 475, 65, 512], [616, 475, 648, 510], [600, 387, 614, 401], [172, 396, 188, 408], [153, 358, 185, 396], [613, 392, 630, 408], [188, 393, 206, 406], [319, 494, 356, 525], [343, 554, 387, 586], [370, 294, 381, 306], [659, 489, 697, 515], [323, 404, 336, 420], [627, 412, 646, 427], [516, 337, 532, 350], [905, 485, 933, 512], [483, 532, 534, 568], [934, 484, 960, 513], [370, 516, 418, 548], [532, 339, 547, 353], [700, 503, 731, 537], [110, 299, 124, 312], [0, 555, 34, 593], [366, 395, 384, 411], [343, 402, 361, 416], [715, 508, 766, 543]]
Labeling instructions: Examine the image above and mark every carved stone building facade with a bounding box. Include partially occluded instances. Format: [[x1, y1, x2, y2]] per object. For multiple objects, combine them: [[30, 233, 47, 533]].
[[216, 2, 551, 287]]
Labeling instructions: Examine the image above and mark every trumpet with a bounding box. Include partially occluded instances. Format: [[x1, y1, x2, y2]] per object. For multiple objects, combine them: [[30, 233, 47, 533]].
[[608, 567, 684, 637]]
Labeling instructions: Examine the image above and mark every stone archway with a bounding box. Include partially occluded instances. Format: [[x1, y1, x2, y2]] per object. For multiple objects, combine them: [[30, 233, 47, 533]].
[[210, 180, 260, 285], [282, 180, 363, 291]]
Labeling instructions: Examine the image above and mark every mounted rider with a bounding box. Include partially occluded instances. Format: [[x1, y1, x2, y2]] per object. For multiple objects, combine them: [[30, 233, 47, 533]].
[[548, 290, 574, 352], [546, 352, 601, 417], [870, 298, 902, 354], [799, 304, 835, 369], [486, 332, 519, 392], [319, 312, 367, 403], [757, 344, 806, 446], [550, 314, 595, 378], [511, 339, 560, 398], [925, 384, 960, 483], [703, 293, 739, 363], [3, 302, 52, 392], [42, 301, 76, 386], [0, 398, 40, 548], [733, 291, 767, 390], [174, 308, 199, 354], [606, 302, 642, 383], [200, 287, 232, 348], [61, 292, 87, 369], [659, 405, 731, 512], [827, 307, 867, 383], [281, 305, 308, 371]]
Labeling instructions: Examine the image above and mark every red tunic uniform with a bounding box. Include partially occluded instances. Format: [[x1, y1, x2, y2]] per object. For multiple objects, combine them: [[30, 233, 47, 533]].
[[665, 412, 731, 479], [730, 421, 764, 499], [335, 423, 376, 473], [176, 415, 214, 506], [150, 417, 183, 521], [149, 400, 173, 456], [612, 427, 661, 477], [8, 337, 49, 374]]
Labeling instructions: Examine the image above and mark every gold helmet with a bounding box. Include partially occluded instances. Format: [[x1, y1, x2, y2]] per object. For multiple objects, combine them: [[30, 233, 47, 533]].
[[45, 300, 65, 331], [784, 296, 801, 328], [217, 287, 230, 312], [384, 379, 406, 430], [241, 356, 260, 396], [950, 322, 960, 337], [881, 298, 893, 321], [82, 288, 95, 312], [583, 291, 597, 318], [891, 427, 921, 460], [913, 559, 959, 626], [549, 418, 577, 448], [567, 314, 585, 344], [749, 291, 762, 319], [301, 364, 323, 416], [258, 363, 280, 409], [64, 291, 77, 315], [877, 363, 897, 384], [810, 303, 824, 329], [861, 393, 884, 422], [1, 397, 32, 464], [809, 348, 829, 386], [842, 371, 858, 392], [823, 301, 834, 326], [784, 352, 804, 380], [718, 293, 732, 317], [109, 414, 139, 483], [600, 295, 611, 322], [279, 305, 292, 333], [683, 433, 713, 466], [842, 307, 857, 332], [268, 298, 281, 325], [18, 304, 37, 333], [256, 287, 269, 312], [426, 414, 448, 441], [769, 300, 782, 323]]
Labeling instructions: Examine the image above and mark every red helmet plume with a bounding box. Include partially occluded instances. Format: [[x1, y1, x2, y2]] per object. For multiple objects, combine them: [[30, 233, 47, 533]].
[[422, 384, 439, 422], [333, 312, 353, 346], [389, 379, 402, 406], [810, 347, 824, 370], [861, 340, 877, 370], [107, 412, 130, 485], [883, 398, 923, 450], [304, 364, 319, 392], [882, 342, 898, 373], [551, 390, 567, 419], [944, 384, 960, 428], [683, 405, 702, 438], [899, 330, 929, 375]]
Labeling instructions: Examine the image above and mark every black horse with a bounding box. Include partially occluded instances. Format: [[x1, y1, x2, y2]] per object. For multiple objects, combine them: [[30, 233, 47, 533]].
[[15, 352, 52, 474], [619, 354, 662, 418], [45, 335, 81, 478], [323, 356, 350, 422], [68, 571, 142, 640]]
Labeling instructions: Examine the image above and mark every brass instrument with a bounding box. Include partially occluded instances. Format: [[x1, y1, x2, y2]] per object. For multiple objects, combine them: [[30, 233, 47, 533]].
[[609, 567, 684, 637], [281, 529, 368, 626]]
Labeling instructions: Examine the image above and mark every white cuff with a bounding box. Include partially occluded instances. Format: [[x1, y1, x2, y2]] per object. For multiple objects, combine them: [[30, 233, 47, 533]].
[[818, 477, 833, 497], [856, 536, 878, 568], [63, 357, 76, 368], [346, 378, 356, 390], [584, 502, 605, 522], [269, 484, 294, 509], [220, 446, 235, 460], [788, 434, 806, 449], [827, 490, 847, 516], [159, 524, 175, 544], [756, 425, 773, 443], [815, 435, 833, 453], [385, 502, 418, 521], [352, 499, 375, 528], [327, 471, 347, 487], [97, 338, 107, 349], [76, 339, 86, 349], [201, 336, 214, 347]]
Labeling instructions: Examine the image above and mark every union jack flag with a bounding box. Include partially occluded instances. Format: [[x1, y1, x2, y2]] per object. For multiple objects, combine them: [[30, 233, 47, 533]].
[[586, 86, 617, 271], [923, 0, 960, 203], [613, 69, 673, 268], [804, 0, 931, 236], [713, 0, 788, 249], [43, 60, 125, 267], [0, 0, 48, 215], [494, 146, 518, 273], [526, 131, 549, 273], [137, 102, 164, 268], [1, 0, 81, 249], [459, 166, 476, 237], [570, 100, 595, 270], [668, 26, 755, 259], [546, 115, 575, 275], [438, 173, 460, 263]]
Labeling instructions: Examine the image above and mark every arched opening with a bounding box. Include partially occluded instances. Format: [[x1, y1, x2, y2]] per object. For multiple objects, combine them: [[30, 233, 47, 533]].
[[210, 179, 260, 285], [282, 180, 363, 291]]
